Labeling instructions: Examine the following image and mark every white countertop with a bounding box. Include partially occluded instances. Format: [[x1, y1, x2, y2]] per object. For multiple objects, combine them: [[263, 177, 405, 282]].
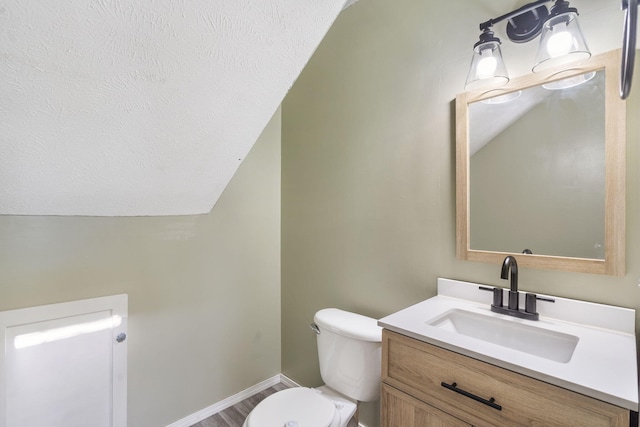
[[378, 278, 639, 411]]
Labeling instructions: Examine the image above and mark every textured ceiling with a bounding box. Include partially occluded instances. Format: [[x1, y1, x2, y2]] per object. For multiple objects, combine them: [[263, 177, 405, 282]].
[[0, 0, 350, 216]]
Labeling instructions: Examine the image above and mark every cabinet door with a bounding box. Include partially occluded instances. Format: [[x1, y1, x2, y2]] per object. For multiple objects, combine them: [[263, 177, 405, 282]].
[[382, 383, 470, 427]]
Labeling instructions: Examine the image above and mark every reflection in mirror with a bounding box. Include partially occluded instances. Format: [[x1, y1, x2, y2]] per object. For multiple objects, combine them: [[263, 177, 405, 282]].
[[456, 50, 626, 276], [469, 70, 605, 259]]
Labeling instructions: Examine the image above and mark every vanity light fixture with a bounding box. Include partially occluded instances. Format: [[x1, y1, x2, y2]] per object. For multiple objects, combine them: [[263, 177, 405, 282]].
[[465, 0, 591, 91]]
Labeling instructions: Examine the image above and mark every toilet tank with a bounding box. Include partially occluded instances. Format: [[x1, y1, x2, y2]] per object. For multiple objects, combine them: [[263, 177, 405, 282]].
[[313, 308, 383, 402]]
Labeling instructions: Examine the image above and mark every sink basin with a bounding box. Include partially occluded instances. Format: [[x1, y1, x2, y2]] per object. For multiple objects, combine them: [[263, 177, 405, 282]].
[[428, 309, 579, 363]]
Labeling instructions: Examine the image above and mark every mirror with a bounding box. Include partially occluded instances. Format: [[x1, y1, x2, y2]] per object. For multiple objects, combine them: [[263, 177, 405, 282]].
[[456, 50, 626, 275]]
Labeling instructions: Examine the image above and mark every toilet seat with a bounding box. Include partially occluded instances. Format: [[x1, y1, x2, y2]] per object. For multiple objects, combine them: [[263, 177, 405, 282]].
[[244, 387, 337, 427]]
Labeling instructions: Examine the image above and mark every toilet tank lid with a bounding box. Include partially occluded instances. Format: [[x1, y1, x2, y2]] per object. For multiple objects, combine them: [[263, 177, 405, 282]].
[[314, 308, 382, 342]]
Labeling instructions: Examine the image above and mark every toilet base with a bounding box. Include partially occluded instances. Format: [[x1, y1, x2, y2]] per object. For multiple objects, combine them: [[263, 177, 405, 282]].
[[315, 385, 358, 426]]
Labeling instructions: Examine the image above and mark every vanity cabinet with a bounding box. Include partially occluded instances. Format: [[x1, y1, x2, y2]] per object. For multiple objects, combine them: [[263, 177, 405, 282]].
[[381, 330, 630, 427]]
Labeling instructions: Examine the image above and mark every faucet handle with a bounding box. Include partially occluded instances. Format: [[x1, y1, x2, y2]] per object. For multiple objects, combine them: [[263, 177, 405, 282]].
[[525, 293, 555, 315], [492, 287, 503, 308], [525, 293, 538, 314], [478, 286, 504, 308]]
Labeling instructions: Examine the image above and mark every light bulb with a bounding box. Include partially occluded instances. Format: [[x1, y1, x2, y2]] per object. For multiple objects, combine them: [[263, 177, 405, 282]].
[[546, 30, 573, 58], [476, 56, 498, 79]]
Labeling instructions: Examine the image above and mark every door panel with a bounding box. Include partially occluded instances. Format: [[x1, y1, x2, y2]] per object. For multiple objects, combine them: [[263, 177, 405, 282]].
[[0, 295, 127, 427]]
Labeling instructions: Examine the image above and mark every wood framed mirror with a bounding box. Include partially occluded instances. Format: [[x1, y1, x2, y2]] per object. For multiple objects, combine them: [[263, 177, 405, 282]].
[[456, 49, 625, 276]]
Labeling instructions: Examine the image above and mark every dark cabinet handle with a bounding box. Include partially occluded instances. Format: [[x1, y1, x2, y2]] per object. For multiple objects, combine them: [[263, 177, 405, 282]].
[[441, 382, 502, 411]]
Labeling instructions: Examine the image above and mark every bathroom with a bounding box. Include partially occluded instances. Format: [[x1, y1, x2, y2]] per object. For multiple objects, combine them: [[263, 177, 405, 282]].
[[0, 0, 638, 426]]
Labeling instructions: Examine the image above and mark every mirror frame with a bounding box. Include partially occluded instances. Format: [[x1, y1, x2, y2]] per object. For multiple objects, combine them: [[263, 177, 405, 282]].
[[456, 49, 626, 276]]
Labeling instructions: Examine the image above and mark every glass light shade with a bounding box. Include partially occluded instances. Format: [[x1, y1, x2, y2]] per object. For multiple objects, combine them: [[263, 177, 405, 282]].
[[465, 41, 509, 91], [480, 90, 522, 104], [532, 11, 590, 73], [542, 70, 596, 90]]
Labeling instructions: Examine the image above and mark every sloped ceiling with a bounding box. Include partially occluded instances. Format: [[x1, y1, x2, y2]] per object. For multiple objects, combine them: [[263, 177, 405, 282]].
[[0, 0, 352, 216]]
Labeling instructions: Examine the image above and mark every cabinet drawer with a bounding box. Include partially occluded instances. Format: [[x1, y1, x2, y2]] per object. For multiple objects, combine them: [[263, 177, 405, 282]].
[[382, 330, 629, 427]]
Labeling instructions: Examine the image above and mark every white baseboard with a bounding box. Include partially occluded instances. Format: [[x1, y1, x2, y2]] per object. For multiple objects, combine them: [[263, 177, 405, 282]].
[[279, 374, 300, 388], [165, 375, 282, 427], [166, 374, 368, 427]]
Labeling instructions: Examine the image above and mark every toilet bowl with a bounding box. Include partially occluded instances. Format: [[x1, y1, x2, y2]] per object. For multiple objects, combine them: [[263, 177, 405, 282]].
[[243, 308, 383, 427]]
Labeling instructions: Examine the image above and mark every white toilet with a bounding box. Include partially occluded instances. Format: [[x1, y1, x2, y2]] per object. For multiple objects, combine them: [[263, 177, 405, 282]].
[[243, 308, 383, 427]]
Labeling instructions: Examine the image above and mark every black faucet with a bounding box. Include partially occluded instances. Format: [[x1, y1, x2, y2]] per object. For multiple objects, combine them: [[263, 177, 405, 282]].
[[486, 255, 542, 320], [501, 255, 519, 310], [479, 256, 555, 320]]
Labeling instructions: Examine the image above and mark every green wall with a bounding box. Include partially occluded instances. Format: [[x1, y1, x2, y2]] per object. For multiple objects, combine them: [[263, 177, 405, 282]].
[[281, 1, 640, 426], [0, 109, 282, 426]]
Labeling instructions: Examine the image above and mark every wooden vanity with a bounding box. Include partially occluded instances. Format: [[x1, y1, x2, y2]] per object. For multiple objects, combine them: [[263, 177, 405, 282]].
[[381, 329, 631, 427]]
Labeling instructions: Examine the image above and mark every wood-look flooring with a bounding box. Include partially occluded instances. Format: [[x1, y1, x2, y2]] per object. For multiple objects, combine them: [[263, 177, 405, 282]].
[[190, 382, 358, 427]]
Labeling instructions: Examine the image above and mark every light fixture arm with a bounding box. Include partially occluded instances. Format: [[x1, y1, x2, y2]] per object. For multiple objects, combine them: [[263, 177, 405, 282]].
[[479, 0, 552, 31]]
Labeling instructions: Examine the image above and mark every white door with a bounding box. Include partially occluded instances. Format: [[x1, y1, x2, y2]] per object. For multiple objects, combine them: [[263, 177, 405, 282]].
[[0, 295, 127, 427]]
